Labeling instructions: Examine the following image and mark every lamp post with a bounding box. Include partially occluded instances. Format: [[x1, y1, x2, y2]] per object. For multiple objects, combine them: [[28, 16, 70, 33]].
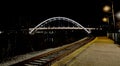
[[103, 3, 116, 28], [111, 2, 116, 30], [102, 0, 116, 41]]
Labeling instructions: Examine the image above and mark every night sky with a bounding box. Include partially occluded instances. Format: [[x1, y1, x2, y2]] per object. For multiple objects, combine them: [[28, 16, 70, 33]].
[[1, 0, 120, 30], [0, 0, 120, 62]]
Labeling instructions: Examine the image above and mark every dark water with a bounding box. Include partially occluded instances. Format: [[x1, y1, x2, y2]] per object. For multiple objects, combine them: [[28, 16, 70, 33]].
[[0, 30, 88, 62]]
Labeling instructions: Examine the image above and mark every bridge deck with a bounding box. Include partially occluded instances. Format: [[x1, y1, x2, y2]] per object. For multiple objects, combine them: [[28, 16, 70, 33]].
[[52, 37, 120, 66]]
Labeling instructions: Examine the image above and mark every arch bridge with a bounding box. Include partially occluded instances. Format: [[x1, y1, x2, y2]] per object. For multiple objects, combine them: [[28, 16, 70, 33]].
[[29, 17, 96, 34]]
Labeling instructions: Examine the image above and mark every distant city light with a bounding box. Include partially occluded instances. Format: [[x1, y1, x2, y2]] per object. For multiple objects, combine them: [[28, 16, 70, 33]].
[[116, 11, 120, 20], [103, 5, 111, 12]]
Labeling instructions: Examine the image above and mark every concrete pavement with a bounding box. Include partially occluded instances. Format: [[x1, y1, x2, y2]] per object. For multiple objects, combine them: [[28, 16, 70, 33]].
[[52, 36, 120, 66]]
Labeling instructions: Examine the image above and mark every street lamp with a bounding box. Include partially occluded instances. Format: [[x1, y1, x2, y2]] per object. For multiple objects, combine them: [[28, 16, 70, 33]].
[[103, 1, 116, 28], [103, 5, 111, 12], [102, 0, 116, 40], [102, 17, 109, 23], [116, 11, 120, 20]]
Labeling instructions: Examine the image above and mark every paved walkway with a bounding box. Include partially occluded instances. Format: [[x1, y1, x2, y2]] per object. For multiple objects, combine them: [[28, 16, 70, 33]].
[[67, 37, 120, 66], [52, 36, 120, 66]]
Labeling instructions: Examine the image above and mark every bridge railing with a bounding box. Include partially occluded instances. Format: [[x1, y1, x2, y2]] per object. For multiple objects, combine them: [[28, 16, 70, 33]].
[[107, 32, 120, 44], [29, 27, 97, 30]]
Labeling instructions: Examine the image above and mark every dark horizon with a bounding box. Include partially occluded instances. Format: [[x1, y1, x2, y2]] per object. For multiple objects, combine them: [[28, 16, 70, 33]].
[[0, 0, 120, 29]]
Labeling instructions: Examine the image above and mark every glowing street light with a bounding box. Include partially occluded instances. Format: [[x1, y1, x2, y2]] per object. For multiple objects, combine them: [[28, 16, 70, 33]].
[[116, 11, 120, 20], [102, 17, 109, 22], [102, 1, 116, 29], [103, 5, 111, 12], [102, 1, 115, 27], [0, 31, 2, 34]]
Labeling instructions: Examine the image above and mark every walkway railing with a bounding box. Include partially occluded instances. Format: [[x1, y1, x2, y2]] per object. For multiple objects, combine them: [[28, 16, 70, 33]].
[[107, 32, 120, 44]]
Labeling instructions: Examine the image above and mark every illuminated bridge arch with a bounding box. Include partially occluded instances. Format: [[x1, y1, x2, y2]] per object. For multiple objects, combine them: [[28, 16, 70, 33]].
[[29, 17, 91, 34]]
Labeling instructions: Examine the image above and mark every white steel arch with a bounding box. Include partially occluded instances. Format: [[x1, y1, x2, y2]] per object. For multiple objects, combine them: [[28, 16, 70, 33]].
[[29, 17, 91, 34]]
